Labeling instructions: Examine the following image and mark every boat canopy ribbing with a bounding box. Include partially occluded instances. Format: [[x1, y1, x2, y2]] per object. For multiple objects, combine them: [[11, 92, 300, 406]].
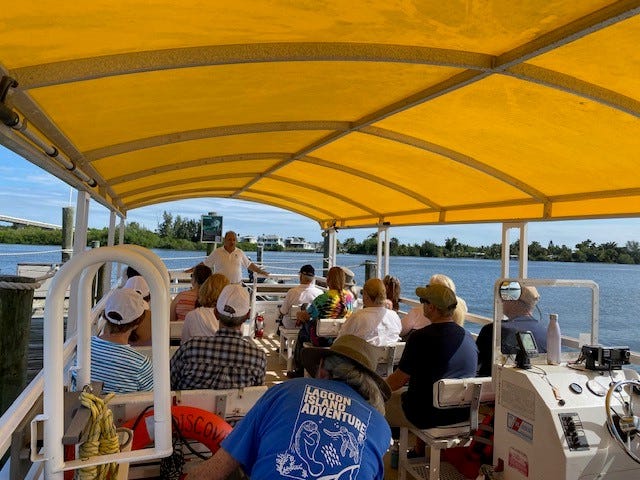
[[0, 1, 639, 230]]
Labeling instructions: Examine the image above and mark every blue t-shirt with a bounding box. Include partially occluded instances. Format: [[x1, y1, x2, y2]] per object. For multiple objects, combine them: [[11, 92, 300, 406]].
[[221, 378, 391, 479], [399, 322, 478, 428]]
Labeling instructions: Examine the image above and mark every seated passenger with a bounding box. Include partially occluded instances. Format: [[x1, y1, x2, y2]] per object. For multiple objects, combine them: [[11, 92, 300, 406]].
[[181, 273, 229, 344], [385, 284, 477, 439], [343, 266, 362, 309], [89, 289, 153, 393], [430, 273, 468, 327], [476, 285, 547, 376], [190, 335, 391, 480], [287, 266, 355, 378], [170, 263, 212, 321], [400, 273, 467, 339], [123, 275, 152, 346], [170, 284, 266, 390], [383, 274, 401, 311], [278, 264, 323, 329], [338, 278, 402, 346]]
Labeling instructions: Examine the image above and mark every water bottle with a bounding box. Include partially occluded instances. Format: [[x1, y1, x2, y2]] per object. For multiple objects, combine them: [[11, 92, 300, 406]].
[[547, 313, 561, 365]]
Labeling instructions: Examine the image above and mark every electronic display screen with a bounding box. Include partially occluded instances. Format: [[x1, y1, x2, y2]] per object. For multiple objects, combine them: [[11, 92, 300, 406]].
[[516, 331, 538, 355]]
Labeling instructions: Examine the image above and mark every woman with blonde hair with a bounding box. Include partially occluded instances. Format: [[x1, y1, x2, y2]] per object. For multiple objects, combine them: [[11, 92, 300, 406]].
[[429, 274, 468, 326], [400, 273, 468, 339], [339, 278, 401, 346], [181, 273, 230, 344]]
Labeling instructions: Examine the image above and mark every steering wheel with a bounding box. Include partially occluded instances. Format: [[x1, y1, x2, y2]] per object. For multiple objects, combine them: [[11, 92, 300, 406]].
[[605, 379, 640, 464]]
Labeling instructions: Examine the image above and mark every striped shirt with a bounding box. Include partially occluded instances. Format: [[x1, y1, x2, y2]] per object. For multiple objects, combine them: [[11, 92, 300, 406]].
[[170, 328, 266, 390], [173, 289, 198, 321], [90, 336, 153, 393]]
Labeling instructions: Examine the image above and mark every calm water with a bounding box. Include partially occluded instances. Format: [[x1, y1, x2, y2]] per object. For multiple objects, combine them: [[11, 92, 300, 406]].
[[2, 244, 639, 351]]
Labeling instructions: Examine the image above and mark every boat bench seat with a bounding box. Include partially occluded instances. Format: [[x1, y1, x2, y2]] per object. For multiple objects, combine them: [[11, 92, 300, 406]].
[[278, 327, 300, 371], [375, 341, 405, 377], [398, 376, 494, 480], [110, 385, 268, 428]]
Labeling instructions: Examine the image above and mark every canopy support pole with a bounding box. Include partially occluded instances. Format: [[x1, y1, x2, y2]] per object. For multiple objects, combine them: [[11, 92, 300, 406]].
[[66, 191, 90, 339], [377, 225, 390, 278], [501, 222, 528, 279]]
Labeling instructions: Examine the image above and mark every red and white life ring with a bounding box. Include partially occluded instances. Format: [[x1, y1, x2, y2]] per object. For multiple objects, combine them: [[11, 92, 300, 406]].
[[123, 405, 232, 452]]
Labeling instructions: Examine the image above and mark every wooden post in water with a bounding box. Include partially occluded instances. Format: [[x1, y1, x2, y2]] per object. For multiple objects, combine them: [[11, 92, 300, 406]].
[[364, 260, 377, 282], [0, 276, 37, 416], [61, 206, 74, 263]]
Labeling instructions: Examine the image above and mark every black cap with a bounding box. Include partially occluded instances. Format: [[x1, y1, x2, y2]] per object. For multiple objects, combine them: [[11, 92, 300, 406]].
[[299, 264, 315, 276]]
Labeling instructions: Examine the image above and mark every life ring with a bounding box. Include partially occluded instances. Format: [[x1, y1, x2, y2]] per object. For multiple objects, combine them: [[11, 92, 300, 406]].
[[123, 405, 232, 452]]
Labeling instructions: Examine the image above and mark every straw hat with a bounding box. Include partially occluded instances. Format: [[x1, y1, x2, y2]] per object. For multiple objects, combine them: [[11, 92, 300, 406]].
[[301, 335, 391, 400]]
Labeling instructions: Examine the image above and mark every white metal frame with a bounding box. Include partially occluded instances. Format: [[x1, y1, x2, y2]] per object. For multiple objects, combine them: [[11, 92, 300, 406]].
[[31, 246, 173, 478]]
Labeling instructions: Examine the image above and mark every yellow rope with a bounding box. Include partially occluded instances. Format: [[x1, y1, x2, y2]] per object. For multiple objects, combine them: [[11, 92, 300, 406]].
[[77, 391, 120, 480]]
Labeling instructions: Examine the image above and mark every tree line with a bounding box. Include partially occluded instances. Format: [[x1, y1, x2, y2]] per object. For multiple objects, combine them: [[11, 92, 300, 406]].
[[339, 234, 640, 264], [1, 211, 640, 264]]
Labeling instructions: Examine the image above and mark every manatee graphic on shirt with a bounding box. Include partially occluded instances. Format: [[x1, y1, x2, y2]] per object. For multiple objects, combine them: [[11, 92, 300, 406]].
[[275, 384, 372, 479]]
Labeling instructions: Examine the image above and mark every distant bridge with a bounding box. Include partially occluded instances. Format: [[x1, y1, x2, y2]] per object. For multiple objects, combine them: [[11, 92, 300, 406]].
[[0, 214, 61, 230]]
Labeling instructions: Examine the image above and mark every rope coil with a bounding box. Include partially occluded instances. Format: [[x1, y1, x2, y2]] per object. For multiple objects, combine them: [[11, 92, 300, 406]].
[[77, 390, 120, 480]]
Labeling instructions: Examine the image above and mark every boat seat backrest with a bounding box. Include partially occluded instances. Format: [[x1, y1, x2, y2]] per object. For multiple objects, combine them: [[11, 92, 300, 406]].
[[111, 385, 269, 426], [375, 341, 406, 377], [433, 376, 494, 432], [170, 320, 184, 340], [175, 386, 269, 420], [316, 317, 346, 337]]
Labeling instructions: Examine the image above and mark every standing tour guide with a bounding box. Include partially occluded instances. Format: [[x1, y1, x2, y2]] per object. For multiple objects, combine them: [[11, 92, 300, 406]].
[[189, 230, 269, 284]]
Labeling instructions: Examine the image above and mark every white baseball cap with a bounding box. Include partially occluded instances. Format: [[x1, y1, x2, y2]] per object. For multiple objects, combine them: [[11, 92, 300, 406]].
[[216, 284, 250, 319], [104, 288, 146, 325], [124, 276, 150, 298]]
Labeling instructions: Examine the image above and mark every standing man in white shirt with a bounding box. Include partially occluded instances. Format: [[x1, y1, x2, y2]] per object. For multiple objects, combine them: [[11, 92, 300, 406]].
[[278, 264, 323, 329], [190, 231, 269, 284]]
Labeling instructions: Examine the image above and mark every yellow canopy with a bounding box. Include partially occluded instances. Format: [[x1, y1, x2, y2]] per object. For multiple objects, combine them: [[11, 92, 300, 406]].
[[0, 1, 639, 230]]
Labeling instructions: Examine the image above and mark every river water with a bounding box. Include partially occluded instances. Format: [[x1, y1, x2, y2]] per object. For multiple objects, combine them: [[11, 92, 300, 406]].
[[2, 244, 639, 352]]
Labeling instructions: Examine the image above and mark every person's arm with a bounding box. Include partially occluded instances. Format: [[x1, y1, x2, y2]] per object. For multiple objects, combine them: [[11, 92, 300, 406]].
[[400, 307, 418, 337], [386, 368, 410, 392], [279, 291, 293, 316], [189, 447, 240, 479], [248, 262, 269, 276]]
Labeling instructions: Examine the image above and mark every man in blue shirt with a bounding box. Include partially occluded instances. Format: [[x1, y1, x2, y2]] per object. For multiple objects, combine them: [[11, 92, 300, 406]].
[[191, 335, 392, 479], [476, 285, 547, 376]]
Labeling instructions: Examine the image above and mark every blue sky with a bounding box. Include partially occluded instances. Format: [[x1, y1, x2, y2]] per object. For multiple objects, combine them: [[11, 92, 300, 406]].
[[1, 146, 639, 247]]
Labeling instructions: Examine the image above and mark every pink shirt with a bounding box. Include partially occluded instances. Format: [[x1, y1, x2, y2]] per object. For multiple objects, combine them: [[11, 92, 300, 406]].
[[173, 289, 198, 321]]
